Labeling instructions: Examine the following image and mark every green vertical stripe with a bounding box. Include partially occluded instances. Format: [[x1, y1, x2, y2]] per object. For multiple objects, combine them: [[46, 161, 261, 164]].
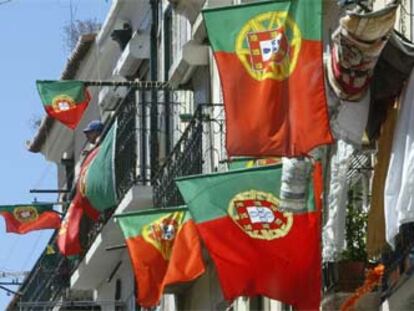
[[85, 122, 117, 210], [36, 80, 86, 105], [203, 0, 322, 53]]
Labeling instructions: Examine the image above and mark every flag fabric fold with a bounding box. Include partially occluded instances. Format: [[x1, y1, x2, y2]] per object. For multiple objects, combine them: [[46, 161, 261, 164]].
[[36, 80, 90, 129], [83, 123, 118, 211], [56, 193, 85, 256], [0, 204, 61, 234], [56, 122, 118, 256], [176, 163, 322, 310], [228, 157, 281, 170], [203, 0, 332, 157], [115, 207, 205, 308]]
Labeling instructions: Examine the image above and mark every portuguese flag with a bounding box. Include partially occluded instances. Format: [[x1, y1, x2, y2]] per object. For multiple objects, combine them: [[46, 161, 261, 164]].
[[57, 122, 118, 256], [36, 80, 90, 129], [115, 207, 205, 308], [204, 0, 333, 157], [0, 204, 61, 234], [56, 192, 85, 256], [83, 122, 118, 211], [56, 142, 102, 256], [176, 163, 323, 310]]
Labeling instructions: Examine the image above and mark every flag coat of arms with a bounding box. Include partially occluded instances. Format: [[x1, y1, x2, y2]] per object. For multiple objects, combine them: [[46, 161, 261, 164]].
[[0, 204, 61, 234], [115, 207, 205, 308], [36, 80, 90, 129], [176, 163, 323, 310], [203, 0, 333, 157]]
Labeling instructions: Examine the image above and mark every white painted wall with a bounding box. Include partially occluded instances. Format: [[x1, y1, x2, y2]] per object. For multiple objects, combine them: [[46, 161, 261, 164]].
[[94, 251, 136, 311]]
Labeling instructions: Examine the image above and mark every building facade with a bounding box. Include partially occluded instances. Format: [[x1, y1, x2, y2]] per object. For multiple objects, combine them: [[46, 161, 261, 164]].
[[11, 0, 256, 309], [8, 0, 414, 310]]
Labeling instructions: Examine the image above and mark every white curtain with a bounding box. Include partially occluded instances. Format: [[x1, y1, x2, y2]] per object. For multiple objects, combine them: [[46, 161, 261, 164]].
[[384, 69, 414, 248]]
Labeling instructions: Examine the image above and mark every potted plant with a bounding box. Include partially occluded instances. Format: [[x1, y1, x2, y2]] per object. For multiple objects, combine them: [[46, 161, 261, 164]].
[[336, 187, 368, 292]]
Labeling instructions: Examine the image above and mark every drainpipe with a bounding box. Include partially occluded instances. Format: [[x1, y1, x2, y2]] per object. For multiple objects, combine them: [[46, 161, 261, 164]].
[[164, 6, 172, 155], [150, 0, 159, 182]]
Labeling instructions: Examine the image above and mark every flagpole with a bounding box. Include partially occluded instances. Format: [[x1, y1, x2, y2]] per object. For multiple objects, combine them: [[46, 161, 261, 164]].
[[29, 189, 70, 193], [105, 244, 126, 251], [0, 284, 21, 296], [37, 80, 173, 90]]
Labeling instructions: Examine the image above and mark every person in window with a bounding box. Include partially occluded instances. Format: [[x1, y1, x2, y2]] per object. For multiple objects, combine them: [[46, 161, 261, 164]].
[[80, 120, 104, 162], [83, 120, 104, 145]]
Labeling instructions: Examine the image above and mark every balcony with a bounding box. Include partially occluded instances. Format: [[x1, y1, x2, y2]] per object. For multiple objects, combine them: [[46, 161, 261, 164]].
[[153, 105, 203, 207], [98, 77, 128, 121], [168, 0, 206, 24], [168, 0, 233, 24], [15, 239, 73, 308], [70, 186, 152, 291], [153, 104, 225, 207], [112, 31, 150, 78], [168, 40, 209, 89]]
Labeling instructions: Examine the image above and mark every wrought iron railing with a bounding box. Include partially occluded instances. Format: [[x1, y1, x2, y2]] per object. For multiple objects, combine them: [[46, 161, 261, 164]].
[[16, 222, 113, 310], [153, 105, 204, 207], [153, 104, 225, 208], [115, 88, 138, 199], [15, 233, 74, 310]]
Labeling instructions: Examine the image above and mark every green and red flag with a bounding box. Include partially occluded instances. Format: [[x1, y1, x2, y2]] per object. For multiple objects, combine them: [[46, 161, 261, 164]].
[[56, 121, 118, 256], [0, 204, 61, 234], [56, 193, 85, 256], [36, 80, 90, 129], [115, 207, 205, 308], [176, 163, 323, 310], [56, 139, 103, 256], [82, 122, 118, 211], [204, 0, 333, 157]]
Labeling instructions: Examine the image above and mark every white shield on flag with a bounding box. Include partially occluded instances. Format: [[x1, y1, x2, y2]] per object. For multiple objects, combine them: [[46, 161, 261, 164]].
[[259, 33, 283, 62], [246, 206, 275, 223]]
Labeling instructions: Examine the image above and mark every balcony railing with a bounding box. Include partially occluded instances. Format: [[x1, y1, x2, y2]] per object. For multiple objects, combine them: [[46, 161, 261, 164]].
[[153, 103, 225, 207], [13, 230, 76, 310], [114, 88, 137, 199], [153, 105, 203, 207]]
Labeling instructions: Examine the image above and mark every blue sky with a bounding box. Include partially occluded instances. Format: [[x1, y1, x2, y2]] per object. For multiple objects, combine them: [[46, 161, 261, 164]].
[[0, 0, 110, 308]]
